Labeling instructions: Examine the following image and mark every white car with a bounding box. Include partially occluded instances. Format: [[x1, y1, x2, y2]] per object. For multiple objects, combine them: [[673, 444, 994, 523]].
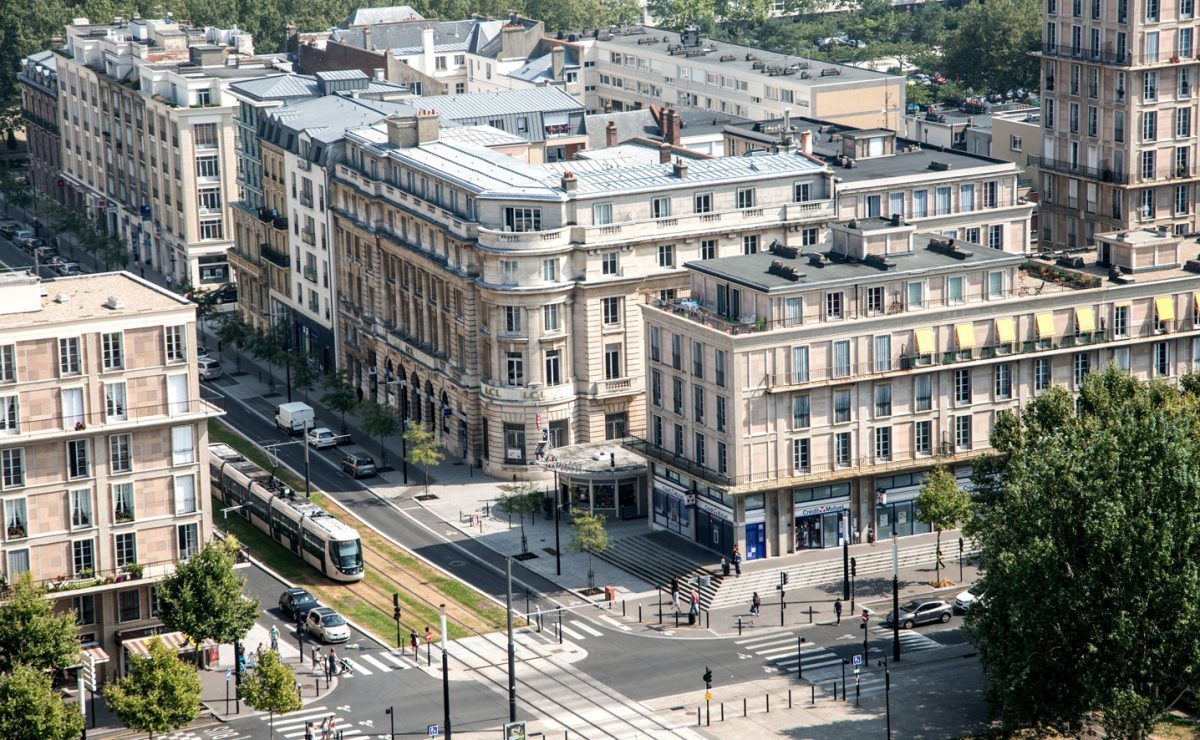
[[306, 607, 350, 643], [954, 586, 983, 613], [306, 427, 339, 449]]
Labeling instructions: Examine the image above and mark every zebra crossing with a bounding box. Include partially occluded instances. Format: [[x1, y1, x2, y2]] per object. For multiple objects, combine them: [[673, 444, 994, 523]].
[[870, 624, 945, 654], [257, 705, 362, 738], [554, 618, 604, 641], [306, 649, 413, 679]]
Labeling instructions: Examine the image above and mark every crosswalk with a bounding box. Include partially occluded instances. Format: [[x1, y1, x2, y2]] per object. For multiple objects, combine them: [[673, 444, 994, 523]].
[[556, 619, 604, 641], [303, 649, 413, 679], [258, 705, 363, 738], [870, 624, 944, 654]]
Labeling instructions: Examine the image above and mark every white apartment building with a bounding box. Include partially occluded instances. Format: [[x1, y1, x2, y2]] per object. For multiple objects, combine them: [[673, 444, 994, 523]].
[[0, 272, 220, 678]]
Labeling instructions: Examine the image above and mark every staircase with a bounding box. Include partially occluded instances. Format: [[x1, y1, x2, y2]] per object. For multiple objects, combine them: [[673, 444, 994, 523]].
[[594, 531, 719, 598]]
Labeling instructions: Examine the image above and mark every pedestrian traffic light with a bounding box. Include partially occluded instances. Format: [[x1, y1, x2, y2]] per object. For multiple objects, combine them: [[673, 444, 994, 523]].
[[781, 572, 789, 586], [850, 557, 857, 577], [393, 592, 402, 621], [703, 667, 712, 690]]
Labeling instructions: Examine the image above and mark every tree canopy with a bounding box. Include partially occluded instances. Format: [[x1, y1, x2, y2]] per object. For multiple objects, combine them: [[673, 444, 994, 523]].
[[0, 575, 82, 673], [105, 638, 201, 739], [240, 649, 302, 738], [0, 663, 86, 740], [404, 421, 444, 497], [940, 0, 1040, 93], [914, 464, 970, 586], [157, 537, 259, 649], [967, 367, 1200, 737]]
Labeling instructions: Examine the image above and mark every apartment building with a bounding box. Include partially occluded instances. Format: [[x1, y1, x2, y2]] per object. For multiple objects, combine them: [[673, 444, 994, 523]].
[[635, 220, 1200, 560], [54, 16, 286, 288], [1036, 0, 1200, 249], [725, 120, 1036, 253], [19, 51, 63, 204], [0, 272, 219, 678], [332, 113, 836, 477]]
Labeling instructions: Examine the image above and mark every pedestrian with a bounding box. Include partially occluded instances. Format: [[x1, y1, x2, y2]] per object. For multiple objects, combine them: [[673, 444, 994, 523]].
[[690, 589, 699, 615], [535, 605, 543, 632], [164, 274, 173, 290], [752, 592, 762, 621], [311, 646, 321, 672], [256, 642, 264, 660], [270, 625, 279, 652], [732, 546, 742, 577], [321, 717, 331, 740], [139, 265, 145, 279], [670, 577, 680, 612], [410, 629, 419, 658], [304, 721, 314, 740], [329, 716, 338, 740], [834, 599, 843, 625]]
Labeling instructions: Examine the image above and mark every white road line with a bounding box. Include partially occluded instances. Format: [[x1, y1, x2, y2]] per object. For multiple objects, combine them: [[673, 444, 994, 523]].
[[734, 632, 794, 647], [261, 706, 328, 721], [342, 657, 372, 675], [380, 652, 408, 668], [572, 621, 603, 637], [597, 614, 631, 631], [359, 653, 392, 672], [558, 624, 585, 640]]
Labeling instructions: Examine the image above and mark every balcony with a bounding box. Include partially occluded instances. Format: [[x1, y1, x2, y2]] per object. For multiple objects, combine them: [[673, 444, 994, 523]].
[[301, 228, 316, 246], [261, 243, 290, 269], [573, 201, 835, 247], [1030, 155, 1131, 184], [477, 226, 571, 251], [257, 207, 277, 223], [303, 267, 317, 283], [480, 380, 576, 404], [272, 216, 288, 231], [1038, 42, 1130, 66], [299, 193, 314, 208]]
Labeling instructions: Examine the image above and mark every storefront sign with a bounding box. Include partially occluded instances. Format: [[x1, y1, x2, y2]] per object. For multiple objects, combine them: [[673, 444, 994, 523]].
[[795, 501, 849, 518], [695, 499, 731, 519]]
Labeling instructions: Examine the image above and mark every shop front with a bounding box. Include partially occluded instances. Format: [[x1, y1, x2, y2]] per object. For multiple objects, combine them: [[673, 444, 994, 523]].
[[652, 475, 692, 538], [873, 472, 932, 540], [542, 442, 648, 519], [694, 499, 734, 557], [793, 483, 852, 550]]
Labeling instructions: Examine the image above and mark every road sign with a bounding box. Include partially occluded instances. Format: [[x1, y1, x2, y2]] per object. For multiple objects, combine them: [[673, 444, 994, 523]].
[[504, 720, 527, 740], [704, 692, 712, 701], [225, 668, 232, 682], [427, 723, 440, 737], [852, 654, 862, 666]]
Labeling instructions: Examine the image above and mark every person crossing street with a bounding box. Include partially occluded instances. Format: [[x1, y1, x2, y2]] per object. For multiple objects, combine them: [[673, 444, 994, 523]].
[[834, 599, 843, 624]]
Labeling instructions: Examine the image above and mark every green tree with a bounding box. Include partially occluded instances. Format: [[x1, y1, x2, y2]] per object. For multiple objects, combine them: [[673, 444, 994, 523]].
[[240, 649, 302, 738], [966, 367, 1200, 737], [157, 537, 258, 661], [361, 402, 400, 470], [215, 313, 250, 371], [496, 480, 543, 555], [645, 0, 717, 32], [0, 169, 32, 218], [321, 370, 359, 433], [288, 354, 319, 404], [0, 662, 86, 740], [914, 464, 970, 586], [568, 511, 609, 591], [404, 420, 444, 498], [91, 233, 128, 271], [0, 574, 81, 673], [106, 638, 201, 740], [941, 0, 1039, 93], [250, 323, 289, 393]]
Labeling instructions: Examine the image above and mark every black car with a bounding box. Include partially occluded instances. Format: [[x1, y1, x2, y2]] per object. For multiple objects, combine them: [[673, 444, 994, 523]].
[[340, 452, 377, 478], [211, 282, 238, 304], [278, 588, 319, 620]]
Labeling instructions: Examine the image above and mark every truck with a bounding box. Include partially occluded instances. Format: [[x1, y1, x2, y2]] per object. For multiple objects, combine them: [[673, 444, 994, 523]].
[[275, 402, 315, 434]]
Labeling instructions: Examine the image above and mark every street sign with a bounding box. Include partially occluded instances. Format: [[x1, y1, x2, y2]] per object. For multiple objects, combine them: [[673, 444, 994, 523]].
[[225, 668, 232, 682], [852, 654, 862, 666], [427, 723, 440, 737], [504, 720, 527, 740]]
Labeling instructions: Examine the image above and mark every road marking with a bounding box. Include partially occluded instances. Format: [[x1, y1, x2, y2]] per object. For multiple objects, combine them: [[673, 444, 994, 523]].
[[380, 652, 408, 668], [558, 624, 585, 640], [597, 614, 631, 631], [734, 632, 793, 647], [359, 654, 392, 672], [572, 621, 603, 637], [342, 657, 371, 675]]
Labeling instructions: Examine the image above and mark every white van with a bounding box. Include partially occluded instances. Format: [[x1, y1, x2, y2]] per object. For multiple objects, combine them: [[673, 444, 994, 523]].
[[198, 356, 222, 380], [275, 402, 315, 434]]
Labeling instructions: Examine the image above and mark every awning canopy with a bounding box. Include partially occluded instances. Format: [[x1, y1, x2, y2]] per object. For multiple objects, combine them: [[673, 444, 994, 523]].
[[955, 323, 976, 349], [66, 644, 110, 669], [1075, 307, 1096, 334], [914, 328, 934, 355], [122, 631, 213, 659], [1157, 296, 1176, 322], [1035, 313, 1056, 338], [995, 318, 1016, 344]]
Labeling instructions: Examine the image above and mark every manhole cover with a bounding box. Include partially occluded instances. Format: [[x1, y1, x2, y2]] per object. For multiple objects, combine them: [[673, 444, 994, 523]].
[[448, 560, 466, 567]]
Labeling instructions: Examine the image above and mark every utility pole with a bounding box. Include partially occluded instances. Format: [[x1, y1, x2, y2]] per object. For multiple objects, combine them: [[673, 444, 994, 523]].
[[553, 471, 562, 576], [505, 559, 516, 723], [303, 416, 311, 498], [879, 658, 892, 739], [892, 519, 900, 662], [842, 536, 850, 600], [440, 605, 451, 739]]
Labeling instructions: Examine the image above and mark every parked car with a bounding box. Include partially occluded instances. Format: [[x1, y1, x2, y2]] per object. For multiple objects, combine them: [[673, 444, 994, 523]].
[[954, 586, 984, 613], [340, 452, 377, 478], [278, 588, 319, 621], [885, 599, 953, 629], [306, 426, 340, 449], [0, 221, 22, 239], [53, 262, 80, 277], [306, 607, 351, 643], [34, 244, 58, 261], [211, 282, 238, 304], [198, 356, 223, 380]]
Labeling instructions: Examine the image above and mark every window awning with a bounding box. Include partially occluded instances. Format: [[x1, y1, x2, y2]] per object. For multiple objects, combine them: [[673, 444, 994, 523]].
[[995, 318, 1016, 344], [122, 631, 214, 659], [1035, 312, 1056, 338], [1075, 307, 1096, 333], [1193, 293, 1200, 314], [914, 328, 934, 355], [66, 644, 110, 669], [955, 323, 976, 349], [1156, 296, 1175, 322]]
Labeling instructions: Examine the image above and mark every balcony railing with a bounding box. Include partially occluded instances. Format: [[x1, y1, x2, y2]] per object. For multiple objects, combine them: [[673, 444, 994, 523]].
[[1039, 42, 1130, 66], [303, 267, 317, 283], [1030, 155, 1131, 184], [272, 216, 289, 231], [301, 228, 316, 246], [0, 396, 220, 441], [261, 244, 290, 268]]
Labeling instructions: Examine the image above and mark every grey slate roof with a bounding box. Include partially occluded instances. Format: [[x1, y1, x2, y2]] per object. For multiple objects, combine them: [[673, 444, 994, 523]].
[[413, 86, 582, 119], [228, 73, 320, 101], [331, 20, 499, 56]]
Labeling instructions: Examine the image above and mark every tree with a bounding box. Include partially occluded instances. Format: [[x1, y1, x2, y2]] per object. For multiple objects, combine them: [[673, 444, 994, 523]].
[[321, 370, 359, 433], [966, 367, 1200, 737], [157, 537, 258, 661], [250, 323, 289, 393], [106, 638, 201, 739], [941, 0, 1040, 93], [914, 464, 969, 587], [645, 0, 717, 32], [240, 649, 301, 738], [0, 170, 32, 218], [0, 574, 81, 673], [288, 354, 319, 403], [90, 233, 128, 271], [0, 663, 86, 740], [404, 421, 444, 498], [216, 314, 251, 372], [361, 402, 400, 470], [497, 480, 543, 555], [568, 511, 609, 592]]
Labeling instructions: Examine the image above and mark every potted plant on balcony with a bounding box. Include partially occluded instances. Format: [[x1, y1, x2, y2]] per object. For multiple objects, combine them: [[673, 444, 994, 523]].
[[126, 563, 144, 579], [6, 523, 25, 538], [76, 567, 94, 579]]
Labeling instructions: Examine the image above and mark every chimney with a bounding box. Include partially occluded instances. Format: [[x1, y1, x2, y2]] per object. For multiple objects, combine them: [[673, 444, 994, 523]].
[[662, 107, 681, 146], [561, 171, 577, 191], [551, 45, 565, 81], [363, 24, 372, 49], [783, 107, 792, 132], [416, 108, 439, 144], [374, 67, 384, 81], [799, 130, 813, 155], [659, 142, 672, 164], [673, 158, 688, 178], [605, 121, 617, 148]]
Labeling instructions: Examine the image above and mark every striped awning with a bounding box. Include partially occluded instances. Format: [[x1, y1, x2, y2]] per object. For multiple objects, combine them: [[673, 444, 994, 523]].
[[995, 318, 1016, 344], [123, 631, 213, 658], [66, 644, 110, 669]]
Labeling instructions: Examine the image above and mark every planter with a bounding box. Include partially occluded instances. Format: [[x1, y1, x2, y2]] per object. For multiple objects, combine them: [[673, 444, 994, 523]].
[[6, 525, 25, 539], [125, 563, 144, 579], [115, 512, 134, 524]]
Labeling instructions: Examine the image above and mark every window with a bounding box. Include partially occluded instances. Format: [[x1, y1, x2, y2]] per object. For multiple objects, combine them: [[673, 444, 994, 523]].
[[61, 387, 84, 430], [874, 335, 892, 371], [715, 350, 726, 387], [0, 395, 16, 435], [912, 190, 928, 218], [794, 181, 812, 202], [2, 448, 23, 488], [0, 344, 15, 382], [954, 368, 971, 405], [601, 252, 618, 275], [936, 186, 952, 215], [945, 276, 965, 306], [650, 326, 661, 363], [1143, 111, 1158, 141], [834, 432, 852, 466], [717, 441, 728, 475], [504, 306, 522, 335], [1155, 341, 1171, 376], [983, 181, 998, 208], [197, 187, 221, 212], [742, 235, 758, 255], [503, 207, 541, 232], [673, 424, 684, 455], [193, 122, 218, 147], [692, 342, 704, 378], [792, 394, 810, 428], [174, 474, 197, 515], [604, 344, 622, 379], [115, 532, 137, 567], [793, 438, 811, 472], [833, 340, 851, 377], [75, 594, 96, 625], [73, 539, 95, 577], [165, 326, 186, 362], [915, 374, 932, 412], [994, 363, 1013, 399], [791, 345, 810, 383], [716, 395, 727, 432], [6, 549, 28, 576], [543, 304, 560, 332], [101, 332, 124, 370], [500, 260, 518, 284], [694, 433, 706, 467], [68, 487, 92, 530], [672, 377, 684, 414], [907, 281, 924, 309], [196, 155, 219, 178], [111, 481, 135, 522], [59, 337, 81, 375], [105, 382, 126, 422], [874, 383, 892, 417], [955, 415, 972, 450], [672, 334, 682, 370], [651, 197, 671, 219], [693, 386, 705, 423], [736, 187, 756, 209], [592, 202, 613, 225], [167, 374, 187, 416], [657, 244, 675, 268], [826, 291, 844, 319], [602, 297, 621, 325], [1145, 71, 1158, 101], [834, 388, 852, 423], [1113, 304, 1131, 337], [874, 427, 892, 461], [694, 192, 713, 213], [542, 349, 563, 386], [1033, 357, 1051, 391], [68, 439, 90, 479], [1009, 135, 1023, 152], [505, 352, 524, 386], [866, 194, 881, 217], [1074, 352, 1091, 386], [652, 415, 663, 446], [171, 425, 194, 466], [701, 239, 716, 260], [178, 522, 199, 559], [118, 590, 140, 622], [867, 286, 885, 315], [109, 434, 132, 473], [651, 370, 662, 406], [5, 498, 27, 539], [605, 412, 628, 440]]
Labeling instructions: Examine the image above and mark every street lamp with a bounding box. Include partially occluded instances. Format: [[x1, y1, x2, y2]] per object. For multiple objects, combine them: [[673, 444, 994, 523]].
[[892, 516, 900, 662], [878, 658, 892, 739], [440, 604, 451, 740], [384, 374, 408, 485]]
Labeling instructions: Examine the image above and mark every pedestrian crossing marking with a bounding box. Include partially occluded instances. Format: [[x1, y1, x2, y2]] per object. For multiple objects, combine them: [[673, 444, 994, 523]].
[[573, 621, 603, 637], [597, 614, 632, 632], [381, 652, 408, 668], [558, 624, 585, 640], [343, 657, 371, 675], [359, 654, 392, 672]]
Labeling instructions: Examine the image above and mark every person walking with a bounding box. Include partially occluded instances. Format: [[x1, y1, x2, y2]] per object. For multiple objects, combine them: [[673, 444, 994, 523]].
[[670, 577, 681, 612], [311, 646, 322, 672], [321, 716, 331, 740], [304, 721, 314, 740], [731, 546, 742, 577], [750, 592, 761, 622], [410, 629, 419, 658], [834, 599, 843, 625], [164, 273, 173, 291], [270, 625, 279, 652], [534, 605, 543, 632]]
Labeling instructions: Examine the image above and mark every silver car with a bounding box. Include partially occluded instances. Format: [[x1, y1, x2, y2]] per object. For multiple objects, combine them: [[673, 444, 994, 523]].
[[885, 599, 953, 629]]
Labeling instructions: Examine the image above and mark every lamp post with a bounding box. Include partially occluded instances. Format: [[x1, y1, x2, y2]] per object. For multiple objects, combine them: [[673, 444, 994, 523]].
[[385, 706, 394, 739], [892, 517, 900, 662], [505, 559, 516, 723], [878, 658, 892, 739], [440, 605, 451, 740], [302, 417, 311, 498], [553, 470, 562, 576]]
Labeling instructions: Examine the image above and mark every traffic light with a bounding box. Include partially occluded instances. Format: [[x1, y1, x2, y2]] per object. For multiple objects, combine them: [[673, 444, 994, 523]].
[[850, 557, 857, 577], [781, 572, 789, 586], [702, 667, 712, 690], [393, 592, 402, 621]]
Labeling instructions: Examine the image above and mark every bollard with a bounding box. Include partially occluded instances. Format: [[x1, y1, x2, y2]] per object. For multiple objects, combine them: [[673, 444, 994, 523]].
[[622, 600, 626, 618], [811, 685, 815, 705], [809, 605, 813, 624], [832, 682, 837, 701], [743, 697, 747, 717], [737, 617, 743, 636], [788, 690, 792, 709], [696, 707, 701, 726], [558, 610, 563, 645], [721, 703, 724, 722], [675, 610, 679, 628], [706, 609, 710, 629], [638, 605, 642, 623], [766, 694, 770, 713]]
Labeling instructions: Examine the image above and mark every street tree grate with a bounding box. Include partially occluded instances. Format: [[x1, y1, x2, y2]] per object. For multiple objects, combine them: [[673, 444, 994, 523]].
[[513, 552, 539, 561], [415, 494, 438, 501]]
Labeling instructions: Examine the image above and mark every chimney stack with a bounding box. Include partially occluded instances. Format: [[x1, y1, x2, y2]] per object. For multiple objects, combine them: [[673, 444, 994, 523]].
[[783, 107, 792, 131], [561, 171, 577, 192], [799, 130, 813, 155], [363, 25, 372, 49], [673, 158, 688, 178], [659, 142, 672, 164], [605, 120, 617, 148], [416, 108, 440, 144], [551, 45, 565, 81], [662, 107, 681, 146]]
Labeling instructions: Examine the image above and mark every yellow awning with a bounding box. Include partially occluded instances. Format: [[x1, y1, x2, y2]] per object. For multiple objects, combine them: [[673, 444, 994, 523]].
[[995, 318, 1015, 344], [1193, 292, 1200, 313], [1035, 313, 1056, 338], [914, 328, 934, 355], [955, 323, 976, 349], [1156, 296, 1175, 322], [1075, 307, 1096, 333]]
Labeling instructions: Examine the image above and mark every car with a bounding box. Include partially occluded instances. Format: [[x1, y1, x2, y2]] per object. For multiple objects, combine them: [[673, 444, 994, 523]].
[[0, 221, 21, 239], [197, 344, 209, 358], [198, 356, 223, 380], [306, 607, 351, 643], [278, 588, 319, 621], [307, 427, 340, 449], [340, 452, 377, 478], [211, 282, 238, 304], [885, 599, 953, 629], [34, 244, 58, 261], [52, 262, 80, 277], [954, 586, 984, 613], [46, 255, 66, 268]]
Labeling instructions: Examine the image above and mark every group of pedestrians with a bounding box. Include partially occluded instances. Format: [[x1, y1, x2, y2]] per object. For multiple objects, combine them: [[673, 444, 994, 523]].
[[309, 646, 343, 680], [669, 578, 702, 624], [303, 716, 340, 740]]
